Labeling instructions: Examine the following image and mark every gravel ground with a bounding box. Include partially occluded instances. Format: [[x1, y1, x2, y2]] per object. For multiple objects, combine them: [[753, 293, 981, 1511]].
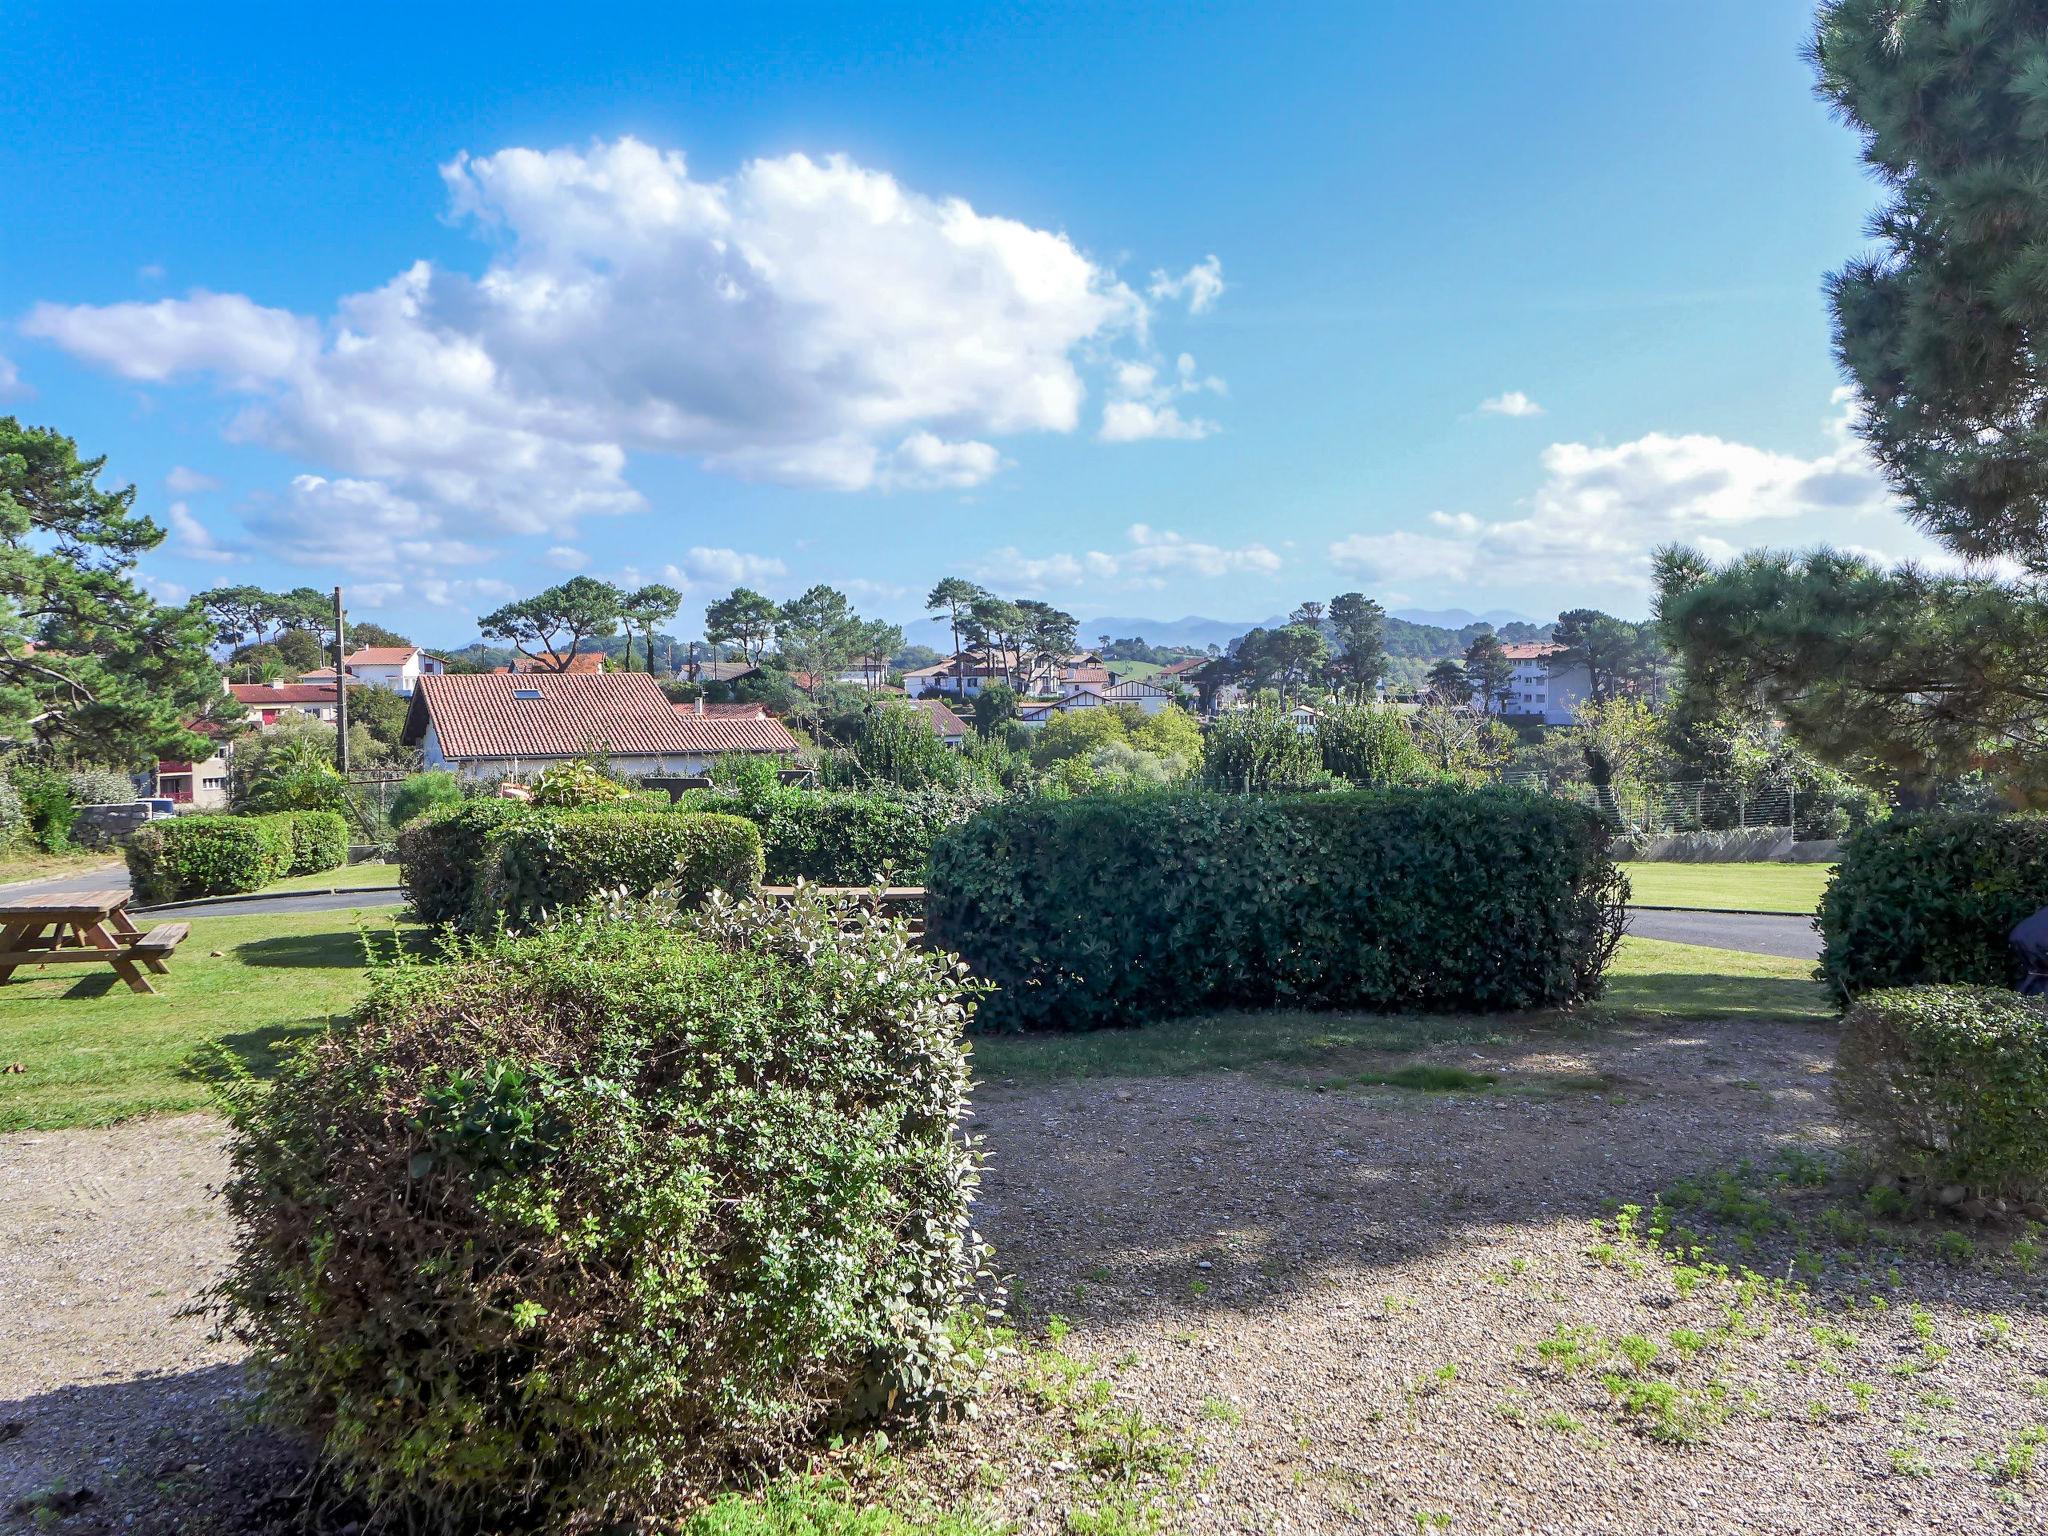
[[3, 1019, 2043, 1534]]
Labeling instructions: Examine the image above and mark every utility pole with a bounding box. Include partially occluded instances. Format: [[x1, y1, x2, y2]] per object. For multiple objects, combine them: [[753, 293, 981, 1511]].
[[333, 585, 349, 776]]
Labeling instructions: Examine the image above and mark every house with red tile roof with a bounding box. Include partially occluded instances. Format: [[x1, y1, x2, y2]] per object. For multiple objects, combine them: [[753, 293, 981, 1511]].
[[902, 696, 970, 748], [404, 671, 800, 779], [491, 650, 606, 675], [1476, 641, 1589, 723], [343, 645, 447, 695], [228, 679, 342, 727]]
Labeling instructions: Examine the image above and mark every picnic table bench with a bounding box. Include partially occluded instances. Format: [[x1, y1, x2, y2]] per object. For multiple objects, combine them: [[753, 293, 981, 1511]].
[[0, 889, 190, 994]]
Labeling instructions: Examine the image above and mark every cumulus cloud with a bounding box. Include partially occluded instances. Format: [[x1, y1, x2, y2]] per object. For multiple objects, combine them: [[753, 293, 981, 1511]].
[[243, 474, 493, 582], [27, 137, 1219, 531], [659, 546, 789, 590], [1099, 349, 1224, 442], [164, 502, 238, 564], [1100, 400, 1217, 443], [976, 523, 1280, 592], [1148, 255, 1225, 314], [1330, 395, 1909, 595], [165, 465, 221, 494], [1477, 390, 1543, 418], [546, 545, 588, 570]]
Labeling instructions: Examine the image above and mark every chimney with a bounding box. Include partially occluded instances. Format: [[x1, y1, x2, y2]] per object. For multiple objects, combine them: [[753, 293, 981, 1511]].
[[695, 695, 705, 715]]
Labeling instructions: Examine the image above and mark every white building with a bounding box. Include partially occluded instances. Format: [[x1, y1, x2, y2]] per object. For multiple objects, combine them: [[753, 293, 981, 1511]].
[[1479, 642, 1592, 726], [342, 645, 447, 695]]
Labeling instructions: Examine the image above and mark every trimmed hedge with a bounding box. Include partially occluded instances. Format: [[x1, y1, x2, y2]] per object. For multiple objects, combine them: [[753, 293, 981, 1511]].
[[213, 899, 989, 1526], [396, 800, 529, 924], [126, 814, 294, 904], [927, 786, 1626, 1031], [1818, 812, 2048, 1002], [272, 809, 348, 876], [678, 783, 997, 885], [1837, 986, 2048, 1202], [471, 809, 763, 931]]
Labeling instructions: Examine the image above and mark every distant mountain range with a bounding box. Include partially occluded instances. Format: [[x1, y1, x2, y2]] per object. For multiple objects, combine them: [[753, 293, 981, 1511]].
[[1079, 608, 1540, 651]]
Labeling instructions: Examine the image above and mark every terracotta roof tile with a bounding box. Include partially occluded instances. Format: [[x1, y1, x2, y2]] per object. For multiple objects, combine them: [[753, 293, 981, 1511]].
[[905, 697, 969, 736], [345, 646, 424, 665], [492, 651, 605, 674], [407, 672, 780, 759], [1501, 642, 1564, 661]]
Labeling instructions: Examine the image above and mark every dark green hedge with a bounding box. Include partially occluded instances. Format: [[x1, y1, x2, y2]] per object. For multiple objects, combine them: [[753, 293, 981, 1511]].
[[126, 814, 294, 904], [927, 787, 1627, 1031], [473, 809, 763, 932], [272, 810, 348, 876], [396, 800, 528, 924], [212, 899, 988, 1526], [1837, 986, 2048, 1202], [677, 783, 994, 884], [1818, 813, 2048, 1002]]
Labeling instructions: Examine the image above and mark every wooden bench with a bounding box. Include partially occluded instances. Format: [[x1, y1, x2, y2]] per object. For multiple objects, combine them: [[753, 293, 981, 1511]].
[[129, 922, 190, 975]]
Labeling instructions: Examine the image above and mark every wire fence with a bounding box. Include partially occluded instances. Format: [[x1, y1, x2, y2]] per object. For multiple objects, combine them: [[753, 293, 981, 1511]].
[[1499, 773, 1809, 836]]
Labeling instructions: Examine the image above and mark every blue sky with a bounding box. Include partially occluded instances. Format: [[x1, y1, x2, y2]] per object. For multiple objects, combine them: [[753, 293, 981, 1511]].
[[1, 2, 1940, 646]]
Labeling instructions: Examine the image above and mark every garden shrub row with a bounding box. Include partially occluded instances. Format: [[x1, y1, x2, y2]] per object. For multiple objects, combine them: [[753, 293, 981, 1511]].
[[1818, 812, 2048, 1001], [396, 800, 762, 930], [926, 785, 1627, 1031], [214, 897, 988, 1527], [675, 781, 999, 885], [126, 809, 348, 904], [1837, 985, 2048, 1203]]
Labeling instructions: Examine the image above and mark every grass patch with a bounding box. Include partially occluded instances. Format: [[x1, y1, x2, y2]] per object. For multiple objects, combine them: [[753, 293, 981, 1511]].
[[1354, 1064, 1497, 1092], [0, 849, 122, 887], [1598, 937, 1831, 1024], [256, 861, 404, 895], [1619, 861, 1834, 915], [0, 905, 414, 1131], [682, 1478, 998, 1535]]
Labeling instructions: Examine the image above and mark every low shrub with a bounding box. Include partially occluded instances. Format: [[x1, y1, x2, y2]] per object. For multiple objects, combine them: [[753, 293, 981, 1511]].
[[529, 756, 637, 809], [272, 809, 348, 876], [1199, 707, 1337, 793], [1836, 986, 2048, 1202], [472, 809, 763, 931], [396, 799, 530, 924], [64, 767, 138, 805], [388, 770, 464, 829], [1314, 702, 1434, 787], [928, 786, 1626, 1031], [126, 814, 293, 903], [212, 897, 990, 1527], [0, 776, 25, 851], [1819, 813, 2048, 1001]]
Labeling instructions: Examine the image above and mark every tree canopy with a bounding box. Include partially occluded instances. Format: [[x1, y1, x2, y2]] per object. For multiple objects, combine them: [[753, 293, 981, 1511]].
[[0, 417, 225, 764], [478, 576, 623, 669]]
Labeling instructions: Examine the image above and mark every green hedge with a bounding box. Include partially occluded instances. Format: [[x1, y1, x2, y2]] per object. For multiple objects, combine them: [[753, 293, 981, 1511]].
[[395, 800, 529, 924], [1818, 813, 2048, 1002], [927, 786, 1627, 1031], [272, 809, 348, 876], [126, 814, 294, 903], [213, 900, 988, 1526], [1837, 986, 2048, 1203], [677, 783, 994, 885], [471, 809, 763, 931]]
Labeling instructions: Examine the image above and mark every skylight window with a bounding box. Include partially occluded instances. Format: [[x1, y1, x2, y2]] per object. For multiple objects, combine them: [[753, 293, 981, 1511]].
[[513, 687, 543, 699]]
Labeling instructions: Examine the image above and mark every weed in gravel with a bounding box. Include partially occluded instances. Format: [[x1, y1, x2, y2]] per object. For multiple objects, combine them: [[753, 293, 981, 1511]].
[[1535, 1324, 1605, 1374], [1046, 1315, 1072, 1344], [1413, 1513, 1452, 1533], [1669, 1329, 1711, 1357], [1974, 1426, 2047, 1485], [1536, 1410, 1585, 1435], [1848, 1382, 1876, 1410], [1600, 1374, 1731, 1444], [1935, 1231, 1976, 1264], [1920, 1390, 1958, 1410], [1810, 1323, 1858, 1353], [1199, 1398, 1243, 1426], [1616, 1335, 1659, 1371], [1888, 1447, 1934, 1478]]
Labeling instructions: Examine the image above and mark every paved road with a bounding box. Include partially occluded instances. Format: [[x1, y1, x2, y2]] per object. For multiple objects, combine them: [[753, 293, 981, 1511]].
[[141, 888, 408, 919], [1626, 908, 1820, 961], [0, 862, 129, 901]]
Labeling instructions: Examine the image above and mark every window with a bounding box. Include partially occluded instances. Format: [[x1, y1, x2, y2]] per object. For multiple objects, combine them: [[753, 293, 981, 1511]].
[[513, 687, 543, 699]]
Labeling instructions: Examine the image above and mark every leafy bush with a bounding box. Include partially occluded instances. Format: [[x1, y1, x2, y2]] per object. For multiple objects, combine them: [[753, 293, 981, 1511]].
[[678, 781, 998, 885], [1837, 986, 2048, 1202], [126, 814, 293, 903], [64, 767, 138, 805], [529, 755, 636, 808], [1199, 707, 1336, 793], [1819, 812, 2048, 1001], [396, 799, 530, 924], [235, 728, 352, 815], [929, 786, 1626, 1031], [0, 775, 24, 851], [7, 762, 76, 851], [212, 898, 990, 1527], [389, 770, 465, 829], [1314, 702, 1433, 787], [471, 809, 763, 931], [272, 809, 348, 876], [840, 702, 964, 792]]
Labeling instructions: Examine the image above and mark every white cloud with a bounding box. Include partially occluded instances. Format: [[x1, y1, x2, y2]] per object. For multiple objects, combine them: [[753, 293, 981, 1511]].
[[164, 501, 238, 564], [976, 523, 1280, 592], [546, 545, 588, 570], [1148, 255, 1225, 315], [137, 263, 167, 282], [244, 474, 493, 583], [28, 138, 1217, 530], [414, 577, 518, 610], [1330, 395, 1915, 595], [1100, 400, 1217, 443], [1478, 390, 1544, 418], [136, 571, 190, 605], [0, 352, 20, 396], [23, 290, 315, 385], [660, 546, 789, 590], [165, 464, 221, 494]]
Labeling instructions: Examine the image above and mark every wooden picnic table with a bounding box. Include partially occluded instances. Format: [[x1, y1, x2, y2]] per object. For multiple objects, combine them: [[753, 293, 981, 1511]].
[[0, 888, 190, 995]]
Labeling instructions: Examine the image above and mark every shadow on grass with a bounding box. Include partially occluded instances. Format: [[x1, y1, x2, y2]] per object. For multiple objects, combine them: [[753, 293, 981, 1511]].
[[1596, 969, 1833, 1024], [197, 1020, 334, 1086], [233, 930, 382, 970]]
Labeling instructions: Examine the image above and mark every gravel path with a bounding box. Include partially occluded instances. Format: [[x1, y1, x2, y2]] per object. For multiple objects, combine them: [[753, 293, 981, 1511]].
[[4, 1019, 2041, 1534]]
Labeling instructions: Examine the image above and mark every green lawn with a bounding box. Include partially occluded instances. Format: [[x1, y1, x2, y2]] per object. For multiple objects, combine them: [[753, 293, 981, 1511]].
[[258, 861, 404, 895], [1618, 860, 1835, 914], [0, 904, 415, 1131], [0, 911, 1829, 1132]]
